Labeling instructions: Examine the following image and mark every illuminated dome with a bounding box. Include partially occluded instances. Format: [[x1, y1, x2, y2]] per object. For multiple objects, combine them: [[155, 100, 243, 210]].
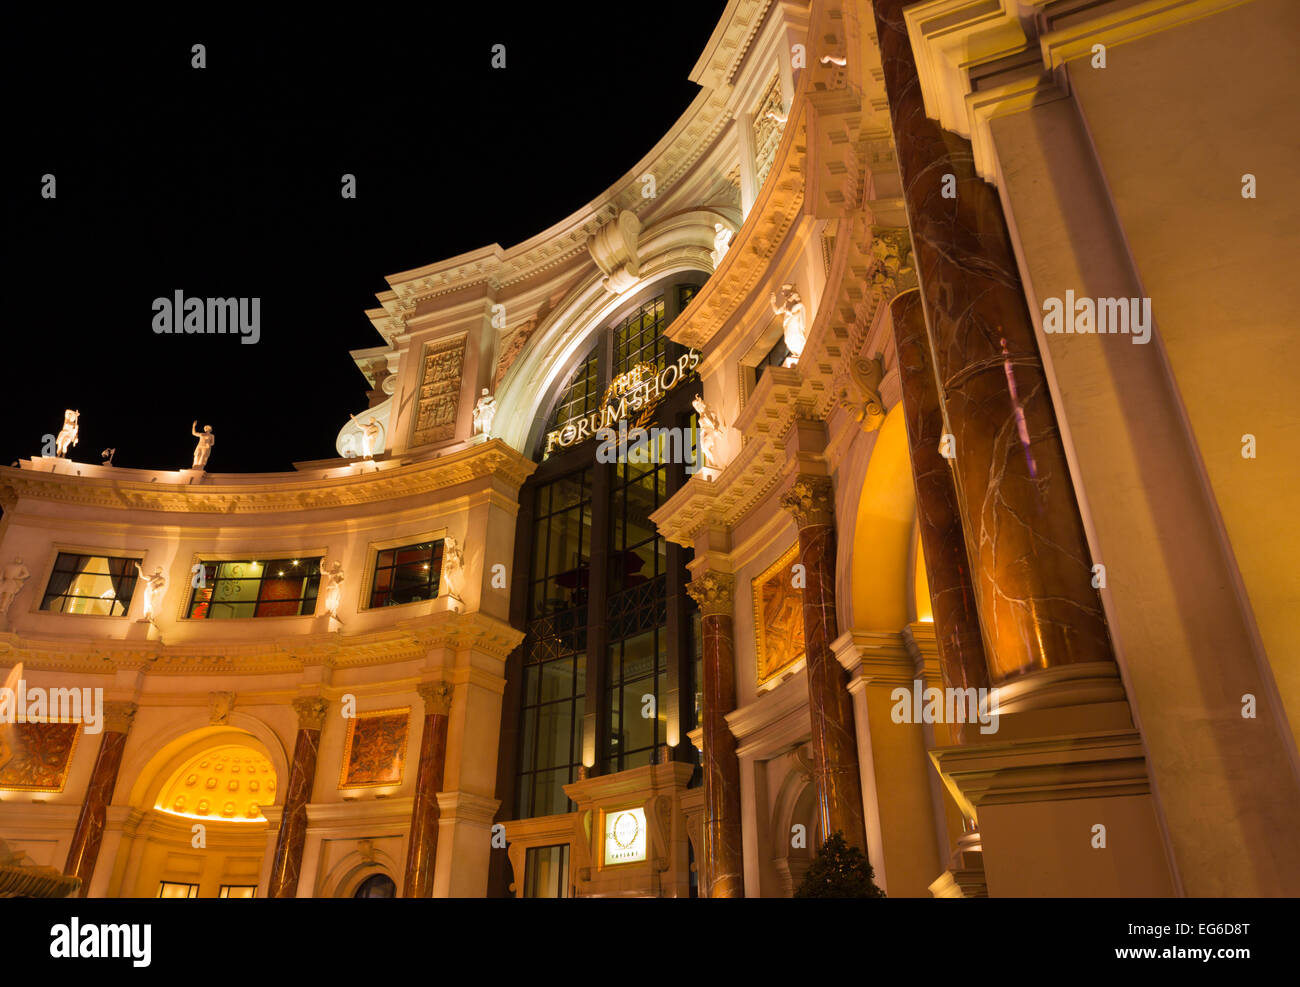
[[155, 744, 276, 822]]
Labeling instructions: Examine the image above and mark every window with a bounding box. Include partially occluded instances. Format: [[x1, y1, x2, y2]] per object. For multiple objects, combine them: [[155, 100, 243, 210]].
[[754, 335, 791, 387], [509, 278, 705, 824], [218, 885, 257, 898], [41, 553, 140, 617], [607, 453, 669, 771], [518, 472, 591, 818], [353, 874, 396, 898], [187, 558, 321, 619], [158, 881, 198, 898], [546, 350, 600, 440], [614, 296, 668, 377], [369, 541, 443, 608], [523, 844, 569, 898]]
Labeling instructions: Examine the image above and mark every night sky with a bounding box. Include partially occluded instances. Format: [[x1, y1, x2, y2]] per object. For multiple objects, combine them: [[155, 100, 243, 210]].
[[1, 4, 726, 474]]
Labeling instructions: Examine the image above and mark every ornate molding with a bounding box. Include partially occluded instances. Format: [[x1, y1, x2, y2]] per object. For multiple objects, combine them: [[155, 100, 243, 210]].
[[103, 701, 138, 735], [588, 210, 642, 294], [780, 474, 834, 528], [686, 571, 736, 618], [292, 696, 329, 731], [0, 439, 536, 516], [417, 681, 454, 717]]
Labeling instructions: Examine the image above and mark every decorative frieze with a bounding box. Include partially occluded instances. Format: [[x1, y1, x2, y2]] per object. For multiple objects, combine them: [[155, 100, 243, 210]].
[[411, 335, 468, 447]]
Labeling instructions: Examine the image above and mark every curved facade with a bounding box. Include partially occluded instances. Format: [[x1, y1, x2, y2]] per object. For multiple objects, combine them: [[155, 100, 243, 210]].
[[2, 0, 1297, 898]]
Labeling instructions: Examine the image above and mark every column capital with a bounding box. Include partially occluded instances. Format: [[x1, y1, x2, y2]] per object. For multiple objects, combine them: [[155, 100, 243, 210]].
[[417, 681, 454, 716], [291, 696, 329, 731], [780, 474, 835, 528], [686, 570, 735, 617], [102, 701, 138, 735]]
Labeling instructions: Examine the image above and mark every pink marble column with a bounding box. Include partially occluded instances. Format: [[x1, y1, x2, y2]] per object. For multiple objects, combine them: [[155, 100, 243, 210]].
[[781, 475, 868, 851], [267, 697, 328, 898], [686, 571, 744, 898], [872, 0, 1114, 682], [892, 288, 991, 735], [402, 682, 452, 898], [64, 701, 136, 896]]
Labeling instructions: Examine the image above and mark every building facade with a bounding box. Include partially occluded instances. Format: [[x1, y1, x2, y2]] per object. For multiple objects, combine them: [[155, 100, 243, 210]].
[[1, 0, 1296, 898]]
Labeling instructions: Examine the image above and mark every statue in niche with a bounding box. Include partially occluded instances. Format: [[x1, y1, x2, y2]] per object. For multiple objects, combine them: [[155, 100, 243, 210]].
[[0, 559, 31, 616], [320, 559, 345, 621], [359, 417, 381, 459], [55, 410, 79, 458], [472, 388, 497, 437], [191, 421, 215, 469], [691, 394, 724, 470], [712, 223, 733, 266], [441, 535, 465, 603], [770, 284, 807, 365], [134, 563, 167, 622]]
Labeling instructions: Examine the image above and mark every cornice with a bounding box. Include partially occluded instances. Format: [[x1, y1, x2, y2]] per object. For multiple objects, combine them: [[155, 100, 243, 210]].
[[0, 610, 524, 677], [903, 0, 1251, 182], [0, 439, 536, 517]]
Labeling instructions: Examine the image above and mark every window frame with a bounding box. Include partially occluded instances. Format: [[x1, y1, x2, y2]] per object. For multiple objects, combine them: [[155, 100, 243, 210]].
[[501, 274, 705, 825], [184, 553, 326, 621], [38, 550, 144, 619]]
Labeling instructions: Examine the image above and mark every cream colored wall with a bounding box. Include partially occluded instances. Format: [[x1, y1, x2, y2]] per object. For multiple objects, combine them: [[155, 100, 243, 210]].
[[984, 0, 1300, 895], [1067, 0, 1300, 750]]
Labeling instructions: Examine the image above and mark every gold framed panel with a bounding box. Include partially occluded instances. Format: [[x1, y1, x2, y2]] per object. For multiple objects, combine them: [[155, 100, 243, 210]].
[[0, 720, 82, 793], [752, 543, 805, 686], [338, 707, 411, 789]]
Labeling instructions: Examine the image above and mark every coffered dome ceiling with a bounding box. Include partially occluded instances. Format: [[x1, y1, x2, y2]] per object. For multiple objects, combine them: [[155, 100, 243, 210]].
[[155, 744, 276, 822]]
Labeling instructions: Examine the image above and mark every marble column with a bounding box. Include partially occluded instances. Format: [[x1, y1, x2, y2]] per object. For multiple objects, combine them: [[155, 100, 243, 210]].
[[65, 701, 136, 896], [873, 0, 1114, 681], [891, 288, 991, 735], [267, 697, 328, 898], [686, 571, 744, 898], [402, 681, 453, 898], [781, 475, 868, 851]]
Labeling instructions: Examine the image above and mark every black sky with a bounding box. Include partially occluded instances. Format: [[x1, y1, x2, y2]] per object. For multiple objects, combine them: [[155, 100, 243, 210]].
[[1, 4, 726, 474]]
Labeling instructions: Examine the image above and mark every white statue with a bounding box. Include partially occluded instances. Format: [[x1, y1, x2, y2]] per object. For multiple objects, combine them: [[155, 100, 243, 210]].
[[320, 559, 345, 621], [441, 536, 465, 602], [55, 410, 79, 458], [765, 108, 788, 124], [472, 388, 497, 437], [691, 395, 724, 470], [0, 559, 31, 616], [101, 448, 116, 466], [820, 53, 847, 67], [134, 563, 167, 622], [359, 417, 381, 459], [770, 283, 807, 365], [711, 223, 733, 266], [191, 421, 215, 469]]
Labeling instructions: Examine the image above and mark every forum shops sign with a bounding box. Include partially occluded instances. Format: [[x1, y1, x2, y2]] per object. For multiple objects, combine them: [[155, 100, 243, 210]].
[[544, 349, 701, 456]]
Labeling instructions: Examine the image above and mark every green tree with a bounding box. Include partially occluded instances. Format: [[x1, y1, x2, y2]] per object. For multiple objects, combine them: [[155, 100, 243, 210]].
[[794, 831, 886, 898]]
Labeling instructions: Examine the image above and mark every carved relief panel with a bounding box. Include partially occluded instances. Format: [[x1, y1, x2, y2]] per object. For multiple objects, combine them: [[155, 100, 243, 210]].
[[411, 335, 467, 447]]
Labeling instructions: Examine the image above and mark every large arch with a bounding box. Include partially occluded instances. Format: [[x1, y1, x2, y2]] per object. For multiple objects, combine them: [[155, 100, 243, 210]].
[[836, 402, 922, 634], [494, 212, 717, 452]]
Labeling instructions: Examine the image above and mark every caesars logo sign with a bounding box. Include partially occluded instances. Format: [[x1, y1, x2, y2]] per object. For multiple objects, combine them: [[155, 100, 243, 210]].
[[544, 349, 701, 456]]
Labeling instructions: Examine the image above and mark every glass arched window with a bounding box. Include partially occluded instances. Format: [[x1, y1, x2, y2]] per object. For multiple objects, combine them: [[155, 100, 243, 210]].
[[502, 276, 705, 821], [353, 874, 396, 898]]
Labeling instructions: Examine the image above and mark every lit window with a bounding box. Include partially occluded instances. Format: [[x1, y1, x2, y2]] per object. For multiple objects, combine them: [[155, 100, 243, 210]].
[[187, 558, 321, 619], [218, 885, 257, 898], [523, 844, 569, 898], [369, 541, 444, 609], [41, 553, 141, 617], [158, 881, 199, 898]]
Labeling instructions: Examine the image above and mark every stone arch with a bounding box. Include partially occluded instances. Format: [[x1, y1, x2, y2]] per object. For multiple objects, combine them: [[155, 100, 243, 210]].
[[769, 757, 818, 897], [123, 712, 290, 813], [494, 216, 718, 452], [321, 846, 404, 898], [835, 402, 918, 633]]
